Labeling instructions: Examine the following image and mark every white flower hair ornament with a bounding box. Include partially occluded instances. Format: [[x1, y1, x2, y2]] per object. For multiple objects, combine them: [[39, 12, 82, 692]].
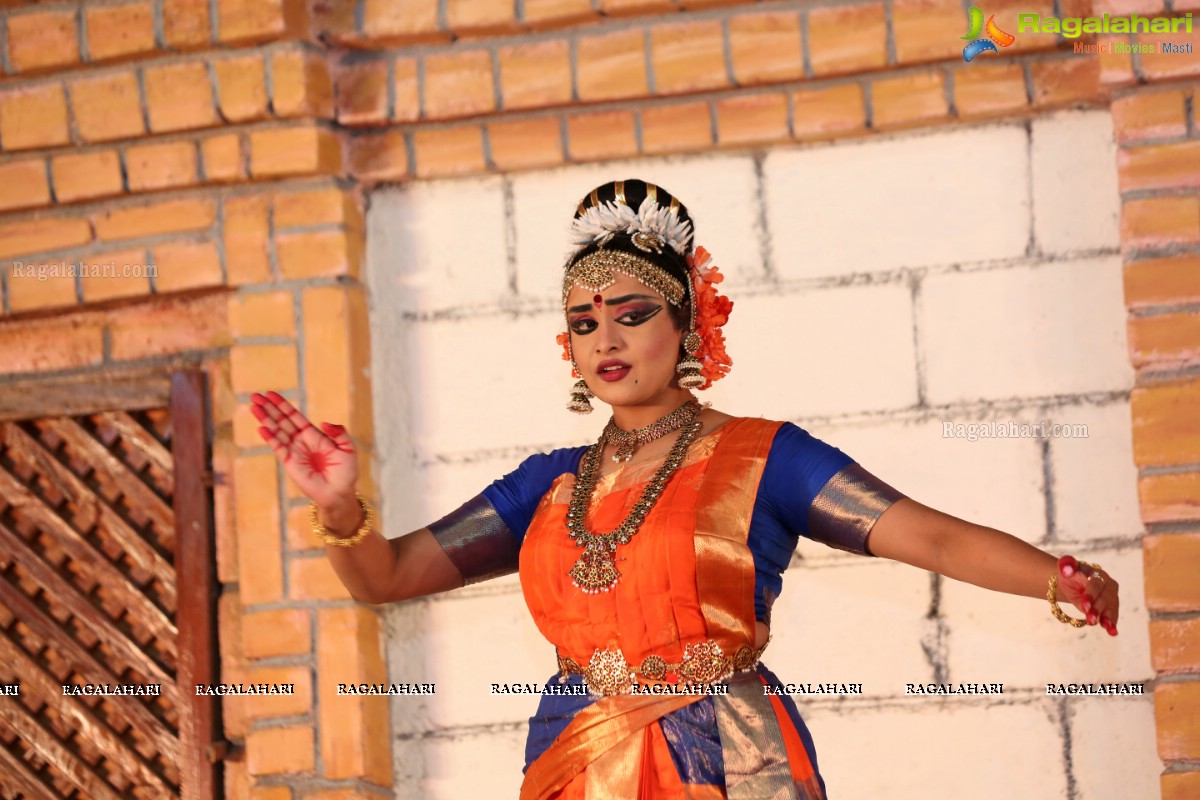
[[569, 196, 694, 258]]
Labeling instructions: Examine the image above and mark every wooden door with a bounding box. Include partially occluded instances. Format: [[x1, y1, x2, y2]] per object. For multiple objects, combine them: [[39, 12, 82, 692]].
[[0, 371, 220, 799]]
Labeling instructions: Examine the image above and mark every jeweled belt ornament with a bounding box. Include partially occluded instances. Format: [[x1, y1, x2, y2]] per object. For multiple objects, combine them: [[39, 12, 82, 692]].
[[556, 639, 769, 696]]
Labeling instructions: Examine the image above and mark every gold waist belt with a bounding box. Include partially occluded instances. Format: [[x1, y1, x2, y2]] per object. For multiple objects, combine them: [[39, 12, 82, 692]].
[[557, 639, 769, 697]]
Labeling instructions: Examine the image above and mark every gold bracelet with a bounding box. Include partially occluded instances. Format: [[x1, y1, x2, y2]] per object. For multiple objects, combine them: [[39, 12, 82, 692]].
[[1046, 561, 1102, 628], [309, 492, 374, 548]]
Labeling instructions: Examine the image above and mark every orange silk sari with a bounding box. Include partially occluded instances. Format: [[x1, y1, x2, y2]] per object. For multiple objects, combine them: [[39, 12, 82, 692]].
[[518, 417, 826, 800]]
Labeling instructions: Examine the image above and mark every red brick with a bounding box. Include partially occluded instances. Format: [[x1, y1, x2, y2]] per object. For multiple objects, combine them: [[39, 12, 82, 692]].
[[276, 230, 362, 280], [125, 141, 199, 192], [567, 110, 637, 162], [78, 247, 154, 304], [361, 0, 440, 40], [808, 3, 887, 76], [652, 20, 728, 95], [1095, 35, 1137, 88], [316, 607, 391, 784], [249, 125, 341, 178], [1031, 58, 1103, 107], [144, 61, 219, 133], [523, 0, 595, 27], [600, 0, 672, 12], [447, 0, 516, 31], [423, 50, 495, 119], [499, 40, 571, 110], [1121, 140, 1200, 195], [5, 262, 77, 314], [1139, 33, 1200, 80], [1121, 197, 1200, 251], [214, 55, 270, 123], [249, 787, 291, 800], [335, 60, 389, 125], [0, 217, 92, 259], [52, 151, 123, 203], [274, 187, 361, 230], [347, 130, 409, 182], [300, 285, 373, 445], [1132, 378, 1200, 468], [151, 238, 224, 293], [216, 0, 307, 44], [1154, 680, 1200, 760], [1145, 533, 1200, 612], [577, 29, 648, 102], [237, 665, 313, 722], [105, 293, 228, 359], [245, 725, 314, 776], [70, 73, 145, 143], [792, 84, 865, 140], [393, 58, 419, 122], [271, 50, 335, 119], [201, 134, 245, 182], [230, 289, 296, 339], [86, 3, 156, 62], [0, 85, 71, 151], [7, 10, 79, 73], [0, 159, 50, 212], [289, 556, 352, 601], [93, 198, 217, 242], [716, 93, 789, 147], [1112, 90, 1189, 144], [728, 12, 803, 85], [892, 0, 963, 63], [1163, 771, 1200, 800], [232, 342, 299, 393], [0, 320, 103, 372], [1150, 618, 1200, 673], [488, 117, 564, 170], [641, 101, 712, 155], [163, 0, 212, 49], [872, 71, 949, 130], [1125, 255, 1200, 310], [1128, 312, 1200, 368], [412, 125, 485, 178], [223, 195, 272, 285], [953, 64, 1028, 118], [1092, 0, 1164, 11]]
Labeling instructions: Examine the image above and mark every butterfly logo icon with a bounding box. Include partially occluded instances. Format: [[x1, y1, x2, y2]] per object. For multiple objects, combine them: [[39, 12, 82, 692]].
[[962, 6, 1016, 61]]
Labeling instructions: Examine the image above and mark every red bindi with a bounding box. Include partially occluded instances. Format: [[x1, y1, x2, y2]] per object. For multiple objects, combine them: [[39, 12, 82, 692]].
[[593, 293, 603, 307]]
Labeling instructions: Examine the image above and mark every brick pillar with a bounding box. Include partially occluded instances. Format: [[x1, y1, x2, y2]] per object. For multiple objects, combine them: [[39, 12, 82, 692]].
[[1114, 81, 1200, 800]]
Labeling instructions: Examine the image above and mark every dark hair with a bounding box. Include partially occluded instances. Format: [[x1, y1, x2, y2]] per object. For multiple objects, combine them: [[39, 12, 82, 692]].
[[568, 179, 694, 331]]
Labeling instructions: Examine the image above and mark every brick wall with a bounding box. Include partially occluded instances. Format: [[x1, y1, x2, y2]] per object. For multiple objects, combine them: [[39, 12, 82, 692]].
[[0, 0, 1196, 799]]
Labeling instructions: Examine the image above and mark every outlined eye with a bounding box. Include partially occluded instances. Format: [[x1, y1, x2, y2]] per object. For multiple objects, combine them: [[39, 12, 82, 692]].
[[570, 319, 597, 334]]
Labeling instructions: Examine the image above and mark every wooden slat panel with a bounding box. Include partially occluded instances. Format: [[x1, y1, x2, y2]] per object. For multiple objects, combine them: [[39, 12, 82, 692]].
[[0, 467, 177, 651], [105, 411, 175, 487], [170, 371, 220, 800], [0, 740, 60, 798], [0, 521, 178, 702], [0, 578, 179, 762], [0, 698, 125, 800], [4, 422, 177, 607], [0, 635, 174, 797], [40, 417, 175, 540]]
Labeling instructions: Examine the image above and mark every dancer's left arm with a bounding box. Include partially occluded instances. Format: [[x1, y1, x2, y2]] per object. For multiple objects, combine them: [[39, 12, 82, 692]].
[[865, 498, 1120, 635]]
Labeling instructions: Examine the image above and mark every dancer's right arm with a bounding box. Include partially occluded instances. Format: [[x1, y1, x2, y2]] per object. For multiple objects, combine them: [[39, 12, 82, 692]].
[[250, 391, 463, 605]]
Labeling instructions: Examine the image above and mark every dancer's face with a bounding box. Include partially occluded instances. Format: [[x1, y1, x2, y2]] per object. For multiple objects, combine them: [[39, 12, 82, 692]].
[[565, 272, 685, 409]]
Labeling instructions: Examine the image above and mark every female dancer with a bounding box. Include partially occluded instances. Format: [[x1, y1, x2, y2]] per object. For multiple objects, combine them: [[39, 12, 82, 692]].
[[249, 179, 1120, 799]]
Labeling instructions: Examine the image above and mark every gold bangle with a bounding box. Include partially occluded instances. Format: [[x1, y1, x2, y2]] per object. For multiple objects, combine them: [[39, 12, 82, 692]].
[[310, 492, 374, 548], [1046, 561, 1102, 628]]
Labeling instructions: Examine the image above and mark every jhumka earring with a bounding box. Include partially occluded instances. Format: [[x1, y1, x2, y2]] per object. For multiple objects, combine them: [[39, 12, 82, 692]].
[[568, 375, 594, 414], [675, 278, 706, 389]]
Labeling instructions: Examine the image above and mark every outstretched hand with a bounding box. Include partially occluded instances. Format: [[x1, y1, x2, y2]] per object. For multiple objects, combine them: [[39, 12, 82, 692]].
[[1056, 555, 1119, 636], [250, 391, 358, 508]]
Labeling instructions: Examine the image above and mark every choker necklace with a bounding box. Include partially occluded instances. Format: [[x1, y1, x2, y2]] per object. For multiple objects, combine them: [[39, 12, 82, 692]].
[[603, 398, 702, 462], [566, 399, 703, 593]]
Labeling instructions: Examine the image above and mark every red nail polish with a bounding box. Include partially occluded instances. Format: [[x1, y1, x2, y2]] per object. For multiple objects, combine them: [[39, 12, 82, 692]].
[[1086, 612, 1098, 625], [1059, 555, 1077, 578], [1082, 598, 1093, 614], [266, 390, 285, 404]]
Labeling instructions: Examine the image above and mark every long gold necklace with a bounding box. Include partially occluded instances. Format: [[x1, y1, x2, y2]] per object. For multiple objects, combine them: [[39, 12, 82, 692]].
[[566, 400, 703, 594]]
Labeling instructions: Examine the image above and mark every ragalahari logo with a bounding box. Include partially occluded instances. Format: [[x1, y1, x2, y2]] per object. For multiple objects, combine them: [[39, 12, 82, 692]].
[[962, 6, 1016, 61]]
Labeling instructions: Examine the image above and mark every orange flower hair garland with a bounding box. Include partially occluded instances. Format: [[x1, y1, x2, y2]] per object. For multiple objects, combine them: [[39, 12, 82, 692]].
[[557, 246, 733, 389]]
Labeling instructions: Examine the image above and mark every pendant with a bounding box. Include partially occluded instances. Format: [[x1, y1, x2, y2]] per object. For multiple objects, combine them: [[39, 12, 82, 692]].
[[569, 549, 620, 593]]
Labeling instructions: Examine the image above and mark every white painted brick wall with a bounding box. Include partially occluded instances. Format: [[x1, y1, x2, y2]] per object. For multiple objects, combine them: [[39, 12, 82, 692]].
[[365, 109, 1155, 799], [763, 125, 1030, 279], [921, 256, 1134, 404], [1031, 111, 1121, 255]]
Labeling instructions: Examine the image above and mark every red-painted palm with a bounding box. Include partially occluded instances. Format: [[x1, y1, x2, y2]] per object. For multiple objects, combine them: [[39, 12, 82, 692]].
[[249, 391, 358, 509]]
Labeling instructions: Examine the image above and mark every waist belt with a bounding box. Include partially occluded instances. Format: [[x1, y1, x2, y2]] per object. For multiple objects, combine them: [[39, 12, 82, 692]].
[[556, 638, 770, 697]]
